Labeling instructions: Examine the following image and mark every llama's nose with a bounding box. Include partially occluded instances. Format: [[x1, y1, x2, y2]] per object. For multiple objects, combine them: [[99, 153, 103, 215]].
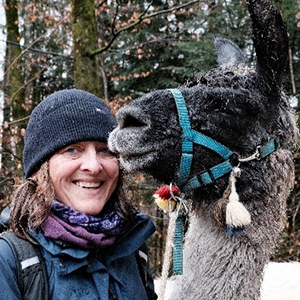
[[116, 106, 149, 129]]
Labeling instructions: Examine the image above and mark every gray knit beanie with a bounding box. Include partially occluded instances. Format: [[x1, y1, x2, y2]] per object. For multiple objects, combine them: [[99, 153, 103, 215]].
[[23, 89, 116, 178]]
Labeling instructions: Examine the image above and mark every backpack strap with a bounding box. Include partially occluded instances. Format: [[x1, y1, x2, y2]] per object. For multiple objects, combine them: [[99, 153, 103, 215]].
[[136, 243, 158, 300], [0, 205, 11, 232], [0, 231, 49, 300]]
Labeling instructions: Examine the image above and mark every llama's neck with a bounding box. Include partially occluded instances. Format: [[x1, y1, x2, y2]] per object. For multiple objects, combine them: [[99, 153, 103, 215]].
[[167, 150, 293, 300], [168, 215, 270, 300]]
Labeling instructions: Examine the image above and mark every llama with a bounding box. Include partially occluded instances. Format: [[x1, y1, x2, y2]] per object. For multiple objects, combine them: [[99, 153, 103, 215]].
[[108, 0, 298, 299]]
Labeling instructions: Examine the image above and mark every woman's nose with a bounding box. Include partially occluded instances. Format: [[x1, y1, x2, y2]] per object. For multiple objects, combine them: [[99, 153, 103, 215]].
[[80, 151, 103, 174]]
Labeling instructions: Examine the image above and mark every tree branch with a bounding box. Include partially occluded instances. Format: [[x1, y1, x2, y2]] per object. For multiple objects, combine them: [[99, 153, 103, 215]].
[[3, 15, 69, 80], [1, 145, 21, 161], [111, 2, 120, 35], [5, 115, 30, 126], [90, 0, 202, 57], [223, 0, 235, 29], [9, 66, 48, 103], [4, 39, 73, 59], [108, 29, 207, 53], [3, 30, 48, 81]]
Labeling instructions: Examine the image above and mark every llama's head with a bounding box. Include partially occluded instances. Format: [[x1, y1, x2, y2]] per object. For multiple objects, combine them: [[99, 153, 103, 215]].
[[109, 1, 297, 218]]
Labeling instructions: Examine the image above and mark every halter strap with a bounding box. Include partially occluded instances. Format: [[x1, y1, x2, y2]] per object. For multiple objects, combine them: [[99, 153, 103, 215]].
[[168, 88, 280, 192], [168, 89, 193, 186]]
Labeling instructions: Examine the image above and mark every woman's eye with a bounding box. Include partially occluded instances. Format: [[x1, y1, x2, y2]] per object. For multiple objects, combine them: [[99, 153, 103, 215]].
[[64, 147, 80, 157], [66, 147, 77, 153]]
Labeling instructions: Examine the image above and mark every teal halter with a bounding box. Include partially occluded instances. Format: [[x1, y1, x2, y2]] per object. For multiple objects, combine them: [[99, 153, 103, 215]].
[[168, 88, 280, 193]]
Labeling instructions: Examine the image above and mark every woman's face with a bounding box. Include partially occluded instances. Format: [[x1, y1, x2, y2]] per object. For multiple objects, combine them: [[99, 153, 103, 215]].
[[49, 141, 119, 215]]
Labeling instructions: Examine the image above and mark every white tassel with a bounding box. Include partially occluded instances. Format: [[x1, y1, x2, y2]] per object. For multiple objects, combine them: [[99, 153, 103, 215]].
[[226, 167, 251, 234]]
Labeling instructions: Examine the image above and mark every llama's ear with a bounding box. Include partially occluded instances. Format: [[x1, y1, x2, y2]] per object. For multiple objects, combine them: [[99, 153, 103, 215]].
[[246, 0, 288, 91], [214, 38, 247, 67]]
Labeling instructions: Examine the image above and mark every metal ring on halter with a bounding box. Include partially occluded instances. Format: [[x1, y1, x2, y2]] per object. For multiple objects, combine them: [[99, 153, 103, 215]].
[[168, 183, 178, 213], [169, 183, 177, 201], [178, 198, 189, 216], [169, 183, 189, 216]]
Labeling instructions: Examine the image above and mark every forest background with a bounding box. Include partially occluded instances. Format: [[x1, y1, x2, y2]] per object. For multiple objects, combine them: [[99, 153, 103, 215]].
[[0, 0, 300, 276]]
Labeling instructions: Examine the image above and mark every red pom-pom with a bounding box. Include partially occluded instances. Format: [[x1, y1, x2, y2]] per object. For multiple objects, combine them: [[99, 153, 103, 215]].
[[153, 185, 179, 212], [155, 185, 179, 201]]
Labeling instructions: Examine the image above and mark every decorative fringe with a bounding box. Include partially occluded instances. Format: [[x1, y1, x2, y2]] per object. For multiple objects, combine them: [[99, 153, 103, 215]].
[[226, 167, 251, 235]]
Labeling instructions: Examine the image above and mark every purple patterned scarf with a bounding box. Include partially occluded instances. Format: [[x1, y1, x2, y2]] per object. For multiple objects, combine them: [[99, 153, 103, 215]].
[[41, 200, 124, 249]]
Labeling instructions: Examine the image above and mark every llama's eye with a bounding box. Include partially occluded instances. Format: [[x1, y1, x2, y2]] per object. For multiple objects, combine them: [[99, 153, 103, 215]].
[[209, 99, 224, 112], [213, 102, 223, 111], [210, 98, 244, 115]]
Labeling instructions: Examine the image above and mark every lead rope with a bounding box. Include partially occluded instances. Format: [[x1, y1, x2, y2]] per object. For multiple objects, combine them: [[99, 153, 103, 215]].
[[173, 212, 184, 275], [169, 185, 185, 276]]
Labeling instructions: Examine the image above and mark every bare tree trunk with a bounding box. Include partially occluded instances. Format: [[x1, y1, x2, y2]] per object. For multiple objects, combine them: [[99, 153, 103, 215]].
[[99, 55, 108, 100], [1, 0, 25, 205], [21, 0, 44, 112], [70, 0, 102, 97]]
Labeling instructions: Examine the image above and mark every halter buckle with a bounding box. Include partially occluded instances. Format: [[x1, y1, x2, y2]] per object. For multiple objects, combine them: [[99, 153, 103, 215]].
[[255, 146, 262, 160], [238, 146, 261, 163]]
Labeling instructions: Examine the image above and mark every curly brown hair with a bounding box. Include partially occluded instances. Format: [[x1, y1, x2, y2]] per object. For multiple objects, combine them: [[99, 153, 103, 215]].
[[10, 161, 134, 243]]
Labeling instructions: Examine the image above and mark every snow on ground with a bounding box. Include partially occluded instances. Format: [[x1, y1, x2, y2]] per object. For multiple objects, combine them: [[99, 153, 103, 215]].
[[155, 262, 300, 300], [261, 262, 300, 300]]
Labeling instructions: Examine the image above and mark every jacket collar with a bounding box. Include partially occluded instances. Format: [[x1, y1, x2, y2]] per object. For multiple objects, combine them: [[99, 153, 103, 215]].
[[31, 212, 155, 272]]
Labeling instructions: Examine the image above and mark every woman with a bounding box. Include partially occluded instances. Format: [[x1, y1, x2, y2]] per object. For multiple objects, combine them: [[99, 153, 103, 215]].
[[0, 89, 157, 300]]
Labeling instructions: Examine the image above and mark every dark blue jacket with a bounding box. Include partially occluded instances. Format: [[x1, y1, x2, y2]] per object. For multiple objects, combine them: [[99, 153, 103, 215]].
[[0, 213, 156, 300]]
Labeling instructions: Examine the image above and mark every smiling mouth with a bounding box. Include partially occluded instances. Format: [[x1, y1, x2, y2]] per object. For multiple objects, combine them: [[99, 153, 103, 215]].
[[74, 181, 102, 189]]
